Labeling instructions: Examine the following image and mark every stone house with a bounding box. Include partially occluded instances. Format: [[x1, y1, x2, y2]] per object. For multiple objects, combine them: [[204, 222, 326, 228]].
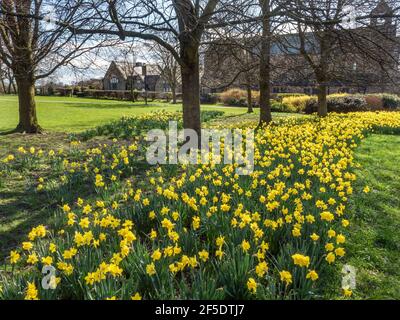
[[103, 61, 172, 92]]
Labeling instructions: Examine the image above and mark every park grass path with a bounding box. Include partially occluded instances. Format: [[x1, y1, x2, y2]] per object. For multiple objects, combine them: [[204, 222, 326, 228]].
[[346, 134, 400, 299]]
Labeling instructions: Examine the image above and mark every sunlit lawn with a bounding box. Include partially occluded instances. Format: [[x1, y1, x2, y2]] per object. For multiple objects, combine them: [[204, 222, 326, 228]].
[[0, 95, 259, 133], [344, 134, 400, 299]]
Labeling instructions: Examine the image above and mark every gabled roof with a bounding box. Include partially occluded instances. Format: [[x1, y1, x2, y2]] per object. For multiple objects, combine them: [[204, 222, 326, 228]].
[[111, 61, 161, 80]]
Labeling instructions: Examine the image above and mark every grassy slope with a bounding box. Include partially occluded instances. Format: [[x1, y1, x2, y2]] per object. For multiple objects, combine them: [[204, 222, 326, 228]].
[[346, 134, 400, 299], [0, 95, 254, 132]]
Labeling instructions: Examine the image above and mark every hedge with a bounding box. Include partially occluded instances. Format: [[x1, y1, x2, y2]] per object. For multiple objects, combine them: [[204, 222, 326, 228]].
[[305, 94, 400, 114]]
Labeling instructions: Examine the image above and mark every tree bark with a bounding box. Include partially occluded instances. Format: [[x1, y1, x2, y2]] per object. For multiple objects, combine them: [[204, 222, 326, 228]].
[[7, 76, 13, 94], [317, 82, 328, 117], [130, 87, 135, 103], [246, 84, 253, 113], [0, 79, 5, 94], [172, 86, 177, 104], [259, 0, 272, 126], [316, 35, 329, 118], [181, 43, 201, 139], [15, 77, 41, 133]]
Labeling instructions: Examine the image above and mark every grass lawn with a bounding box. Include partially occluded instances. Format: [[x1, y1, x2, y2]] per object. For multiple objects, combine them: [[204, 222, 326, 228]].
[[345, 134, 400, 299], [0, 95, 263, 133]]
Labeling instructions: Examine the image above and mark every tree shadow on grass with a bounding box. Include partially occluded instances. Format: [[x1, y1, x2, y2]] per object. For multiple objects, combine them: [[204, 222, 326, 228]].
[[0, 189, 57, 263], [0, 176, 97, 263], [0, 148, 150, 266], [0, 129, 20, 136]]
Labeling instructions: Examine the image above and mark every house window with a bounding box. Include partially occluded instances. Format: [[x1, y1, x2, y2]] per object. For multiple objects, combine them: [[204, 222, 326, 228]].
[[110, 76, 119, 90]]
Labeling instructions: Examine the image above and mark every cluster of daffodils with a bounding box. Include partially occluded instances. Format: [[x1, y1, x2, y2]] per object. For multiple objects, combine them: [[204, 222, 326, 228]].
[[1, 112, 400, 300]]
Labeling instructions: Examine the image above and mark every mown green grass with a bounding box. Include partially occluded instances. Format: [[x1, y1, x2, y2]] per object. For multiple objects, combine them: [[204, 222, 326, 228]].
[[0, 95, 255, 133], [0, 95, 303, 133], [344, 134, 400, 299]]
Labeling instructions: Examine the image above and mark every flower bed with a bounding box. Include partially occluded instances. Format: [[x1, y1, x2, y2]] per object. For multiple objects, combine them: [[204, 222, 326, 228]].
[[1, 112, 400, 300]]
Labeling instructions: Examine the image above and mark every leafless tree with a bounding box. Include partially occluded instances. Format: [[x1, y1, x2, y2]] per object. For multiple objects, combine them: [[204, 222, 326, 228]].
[[0, 0, 104, 133], [258, 0, 274, 124], [202, 37, 259, 112], [284, 0, 400, 116], [0, 43, 17, 94], [202, 0, 292, 123], [199, 0, 400, 121], [113, 42, 140, 102], [64, 0, 255, 138], [146, 43, 181, 104], [241, 50, 259, 113], [0, 59, 9, 93]]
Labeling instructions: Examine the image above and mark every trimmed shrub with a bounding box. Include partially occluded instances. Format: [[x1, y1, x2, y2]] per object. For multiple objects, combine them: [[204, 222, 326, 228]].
[[379, 94, 400, 109], [282, 95, 315, 112], [218, 88, 259, 107], [365, 95, 384, 110], [271, 101, 300, 113], [327, 93, 349, 99], [200, 93, 219, 105], [305, 93, 400, 114], [271, 101, 285, 112], [251, 91, 260, 106], [276, 93, 307, 99], [305, 95, 368, 114], [219, 88, 246, 106]]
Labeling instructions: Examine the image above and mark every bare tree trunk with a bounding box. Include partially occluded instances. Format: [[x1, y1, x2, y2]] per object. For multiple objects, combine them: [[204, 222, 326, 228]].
[[130, 87, 135, 102], [15, 77, 41, 133], [181, 43, 201, 139], [7, 76, 13, 94], [246, 84, 253, 113], [0, 79, 5, 94], [316, 36, 329, 118], [11, 79, 17, 93], [259, 0, 272, 125], [172, 86, 177, 104], [317, 82, 328, 117]]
